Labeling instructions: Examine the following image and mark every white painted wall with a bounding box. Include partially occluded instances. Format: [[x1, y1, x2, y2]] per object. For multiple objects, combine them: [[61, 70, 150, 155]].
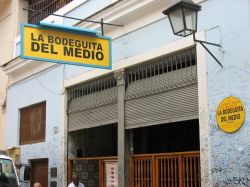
[[7, 65, 65, 186], [0, 0, 28, 149], [201, 0, 250, 186], [0, 0, 13, 150]]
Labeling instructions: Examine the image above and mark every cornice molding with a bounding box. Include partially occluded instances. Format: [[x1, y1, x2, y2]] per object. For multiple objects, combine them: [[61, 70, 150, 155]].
[[77, 0, 155, 28], [2, 57, 28, 74], [77, 0, 167, 40], [1, 57, 56, 86]]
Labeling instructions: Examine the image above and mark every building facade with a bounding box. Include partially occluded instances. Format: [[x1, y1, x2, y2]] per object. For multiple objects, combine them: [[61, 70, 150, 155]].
[[0, 0, 28, 150], [1, 0, 250, 187]]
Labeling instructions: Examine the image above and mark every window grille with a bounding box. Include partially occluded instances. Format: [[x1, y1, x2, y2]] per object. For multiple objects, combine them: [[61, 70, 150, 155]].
[[68, 74, 117, 102], [28, 0, 74, 24], [126, 47, 196, 85], [67, 74, 118, 130], [125, 48, 197, 99]]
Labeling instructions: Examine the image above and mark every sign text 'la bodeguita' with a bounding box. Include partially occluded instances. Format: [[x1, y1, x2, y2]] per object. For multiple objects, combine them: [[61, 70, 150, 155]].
[[21, 24, 111, 69], [216, 96, 245, 133], [31, 33, 104, 61], [217, 105, 244, 122]]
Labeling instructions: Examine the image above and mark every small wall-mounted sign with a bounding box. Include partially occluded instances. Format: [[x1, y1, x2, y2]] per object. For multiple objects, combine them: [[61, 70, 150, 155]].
[[21, 22, 112, 69], [105, 160, 118, 187], [50, 167, 57, 177], [216, 96, 245, 133]]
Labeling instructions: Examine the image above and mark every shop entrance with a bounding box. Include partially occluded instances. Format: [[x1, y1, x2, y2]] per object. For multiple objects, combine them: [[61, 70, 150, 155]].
[[130, 119, 200, 187], [68, 124, 117, 187]]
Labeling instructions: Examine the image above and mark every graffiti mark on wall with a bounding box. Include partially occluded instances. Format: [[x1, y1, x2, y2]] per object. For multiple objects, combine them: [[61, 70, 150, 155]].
[[223, 176, 250, 186], [211, 167, 226, 174], [243, 162, 250, 169]]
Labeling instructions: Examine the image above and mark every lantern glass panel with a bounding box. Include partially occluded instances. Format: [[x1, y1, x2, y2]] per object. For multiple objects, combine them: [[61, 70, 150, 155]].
[[168, 8, 185, 34], [179, 30, 192, 36], [184, 8, 197, 31]]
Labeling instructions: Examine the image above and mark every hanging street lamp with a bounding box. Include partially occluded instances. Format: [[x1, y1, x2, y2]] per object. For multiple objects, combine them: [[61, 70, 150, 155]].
[[163, 0, 223, 68], [163, 0, 201, 37]]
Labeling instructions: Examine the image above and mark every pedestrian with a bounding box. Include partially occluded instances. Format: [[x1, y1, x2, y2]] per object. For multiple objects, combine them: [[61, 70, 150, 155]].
[[68, 175, 85, 187], [33, 182, 42, 187]]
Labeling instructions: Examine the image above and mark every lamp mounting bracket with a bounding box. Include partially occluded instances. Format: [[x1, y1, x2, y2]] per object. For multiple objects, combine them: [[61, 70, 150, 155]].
[[193, 33, 223, 68]]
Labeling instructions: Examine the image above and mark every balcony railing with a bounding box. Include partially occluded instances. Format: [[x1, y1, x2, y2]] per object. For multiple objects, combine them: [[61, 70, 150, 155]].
[[28, 0, 74, 24]]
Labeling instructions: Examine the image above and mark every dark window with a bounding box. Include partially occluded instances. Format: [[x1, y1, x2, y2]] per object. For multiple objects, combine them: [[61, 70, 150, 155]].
[[133, 119, 200, 154], [68, 124, 117, 157], [20, 102, 46, 145]]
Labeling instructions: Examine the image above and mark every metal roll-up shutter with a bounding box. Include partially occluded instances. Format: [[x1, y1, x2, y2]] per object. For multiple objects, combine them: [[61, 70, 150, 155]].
[[68, 102, 118, 132], [125, 83, 198, 129], [67, 74, 117, 132], [125, 47, 198, 129]]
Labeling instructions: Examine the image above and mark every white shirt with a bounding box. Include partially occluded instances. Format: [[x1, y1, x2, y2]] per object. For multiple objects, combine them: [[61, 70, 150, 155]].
[[68, 182, 85, 187]]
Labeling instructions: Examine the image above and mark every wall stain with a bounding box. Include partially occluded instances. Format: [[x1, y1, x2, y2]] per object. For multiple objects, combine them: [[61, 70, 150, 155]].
[[223, 176, 250, 186], [211, 167, 227, 174], [243, 162, 250, 169]]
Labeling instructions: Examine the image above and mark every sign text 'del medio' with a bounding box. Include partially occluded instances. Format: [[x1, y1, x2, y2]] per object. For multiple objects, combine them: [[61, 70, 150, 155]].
[[21, 24, 112, 69], [216, 96, 245, 133]]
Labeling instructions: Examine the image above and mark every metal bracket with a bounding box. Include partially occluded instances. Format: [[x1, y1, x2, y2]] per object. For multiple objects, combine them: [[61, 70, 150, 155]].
[[193, 33, 223, 68], [23, 8, 123, 36]]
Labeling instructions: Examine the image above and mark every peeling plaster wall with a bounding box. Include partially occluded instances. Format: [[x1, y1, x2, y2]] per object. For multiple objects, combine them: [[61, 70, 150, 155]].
[[6, 65, 65, 186], [200, 0, 250, 186]]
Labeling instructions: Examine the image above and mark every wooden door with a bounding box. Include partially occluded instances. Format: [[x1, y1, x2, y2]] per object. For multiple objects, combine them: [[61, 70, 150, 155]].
[[130, 152, 201, 187], [31, 159, 48, 187]]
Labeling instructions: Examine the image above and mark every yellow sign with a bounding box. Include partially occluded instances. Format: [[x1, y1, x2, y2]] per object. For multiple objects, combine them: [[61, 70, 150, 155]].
[[21, 23, 112, 69], [216, 96, 245, 133]]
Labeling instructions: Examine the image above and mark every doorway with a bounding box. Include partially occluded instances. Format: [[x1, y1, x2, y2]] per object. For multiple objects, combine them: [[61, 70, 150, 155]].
[[30, 159, 48, 187], [130, 119, 200, 187]]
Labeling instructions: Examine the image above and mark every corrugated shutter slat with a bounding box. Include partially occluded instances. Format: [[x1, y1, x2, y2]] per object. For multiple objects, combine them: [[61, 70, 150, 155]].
[[68, 102, 118, 132], [125, 84, 198, 129]]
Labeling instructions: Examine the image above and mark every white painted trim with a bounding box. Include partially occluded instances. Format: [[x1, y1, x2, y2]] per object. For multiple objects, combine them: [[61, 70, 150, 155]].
[[107, 10, 165, 40], [77, 0, 206, 39], [64, 34, 196, 88], [77, 0, 160, 33], [112, 0, 119, 3], [42, 0, 88, 24], [2, 58, 30, 74], [60, 82, 68, 187], [2, 58, 57, 86], [194, 0, 206, 3], [12, 35, 20, 58], [196, 32, 211, 186]]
